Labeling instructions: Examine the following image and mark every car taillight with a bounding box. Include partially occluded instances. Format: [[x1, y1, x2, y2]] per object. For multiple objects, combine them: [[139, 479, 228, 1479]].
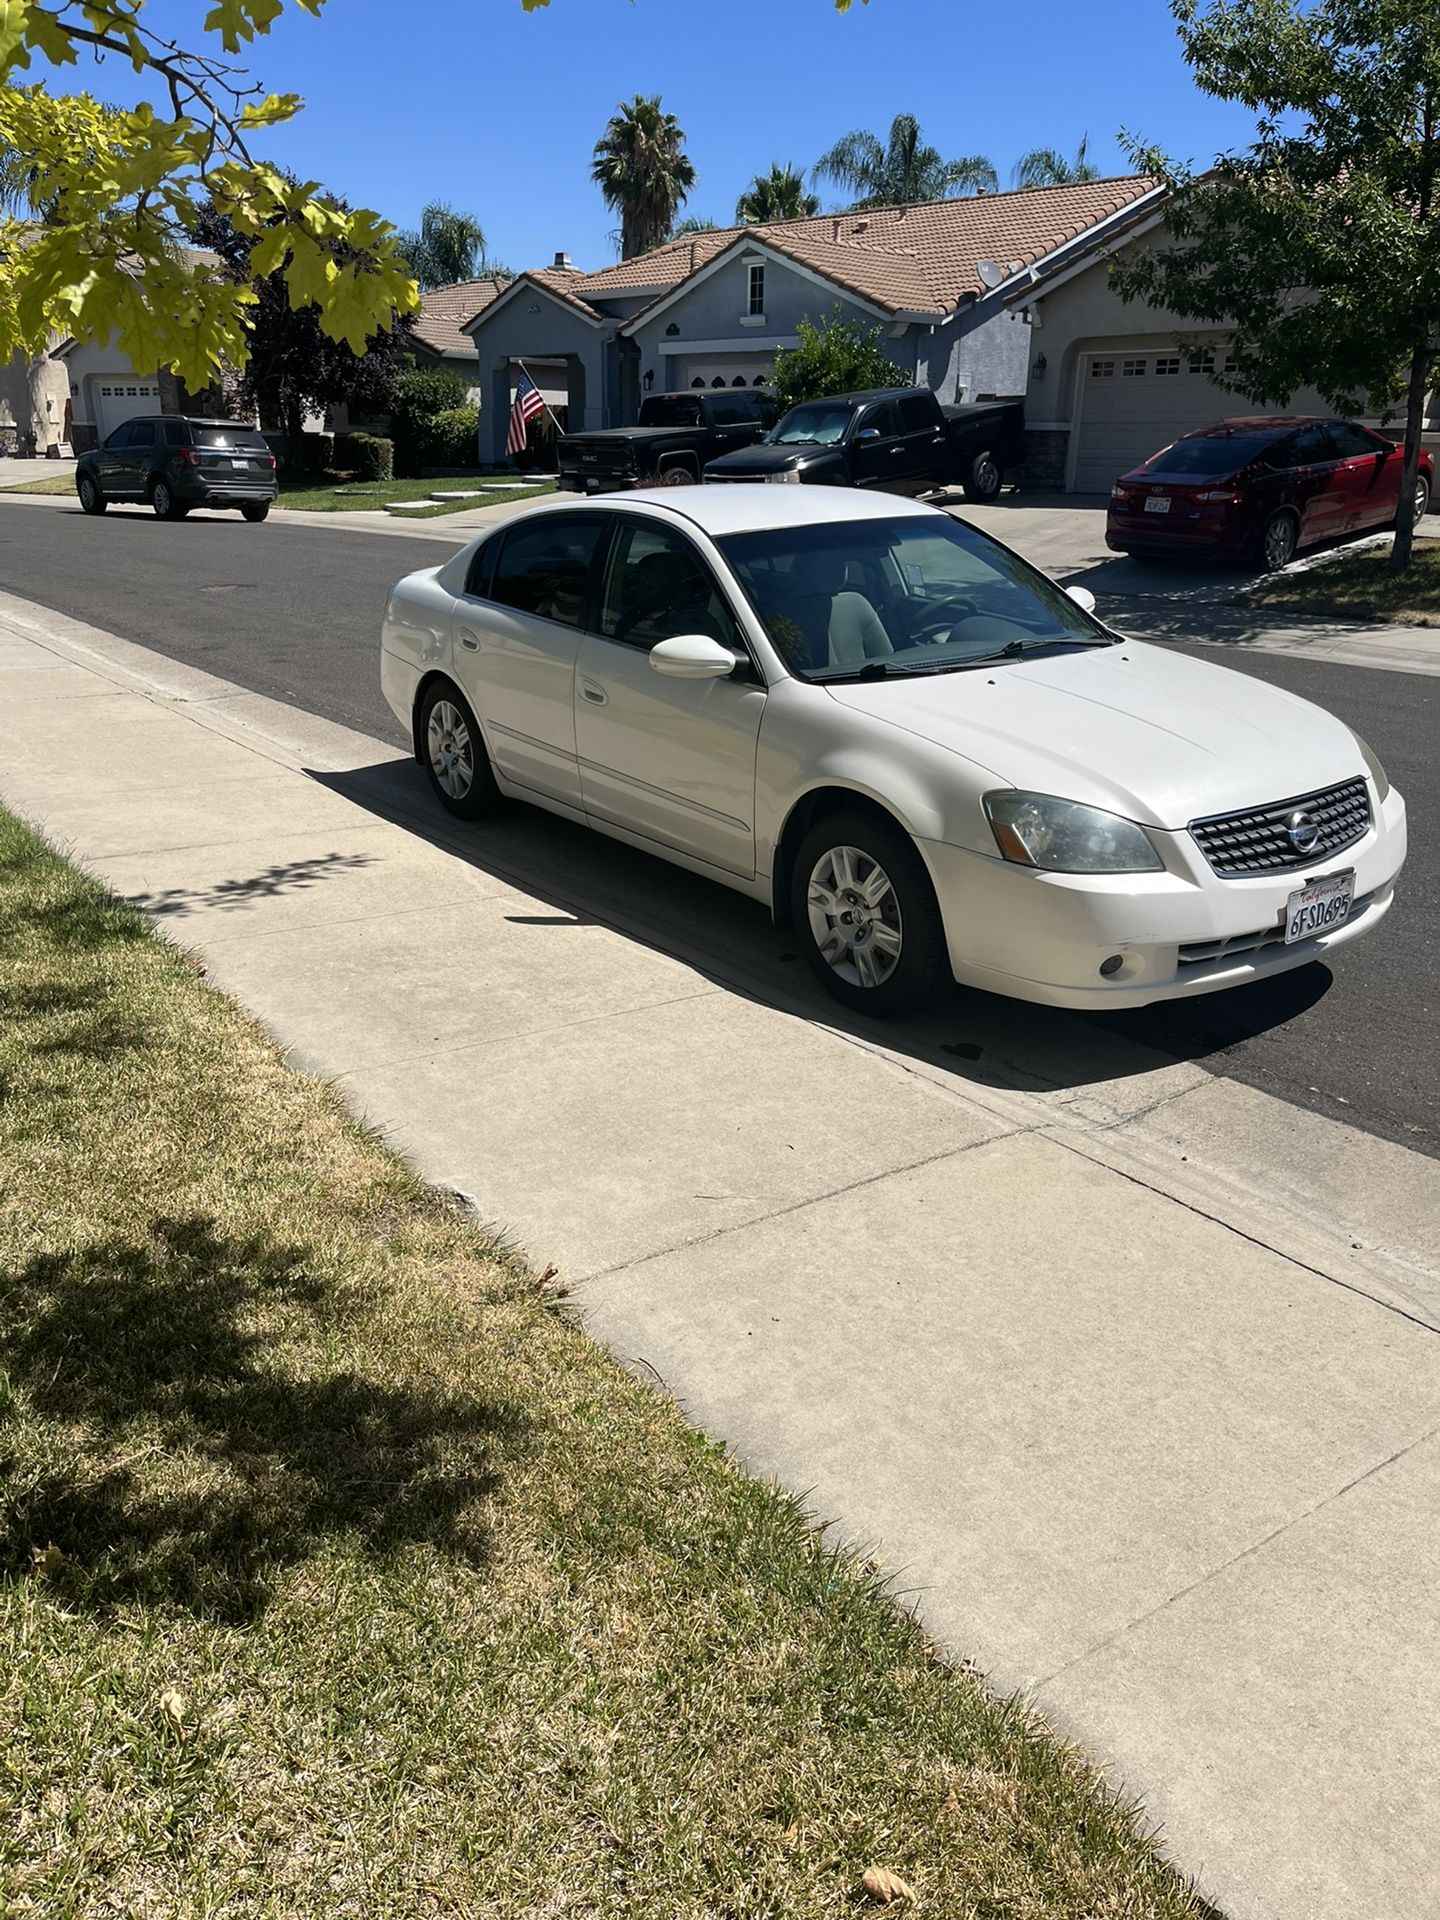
[[1110, 484, 1129, 501], [179, 447, 202, 467], [266, 453, 276, 469], [1198, 489, 1241, 503]]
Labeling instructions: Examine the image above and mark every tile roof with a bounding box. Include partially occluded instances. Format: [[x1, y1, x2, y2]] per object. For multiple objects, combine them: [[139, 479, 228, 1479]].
[[526, 265, 604, 320], [560, 177, 1159, 326], [413, 275, 514, 356]]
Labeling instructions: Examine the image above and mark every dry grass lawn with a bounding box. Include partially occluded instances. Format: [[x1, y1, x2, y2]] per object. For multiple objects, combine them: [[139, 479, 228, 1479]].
[[0, 808, 1212, 1919], [1248, 540, 1440, 626]]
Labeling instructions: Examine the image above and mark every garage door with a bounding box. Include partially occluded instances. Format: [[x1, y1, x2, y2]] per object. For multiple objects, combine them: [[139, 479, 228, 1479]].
[[95, 380, 161, 442], [678, 355, 773, 391], [1071, 347, 1245, 493]]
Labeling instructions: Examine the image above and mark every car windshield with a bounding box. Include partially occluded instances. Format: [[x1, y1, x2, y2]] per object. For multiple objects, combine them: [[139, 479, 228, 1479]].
[[767, 403, 856, 447], [1140, 433, 1276, 476], [717, 515, 1111, 683]]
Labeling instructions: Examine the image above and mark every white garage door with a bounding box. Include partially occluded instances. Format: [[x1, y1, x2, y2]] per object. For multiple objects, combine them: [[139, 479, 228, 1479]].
[[95, 379, 161, 442], [1071, 347, 1245, 493], [677, 355, 773, 391]]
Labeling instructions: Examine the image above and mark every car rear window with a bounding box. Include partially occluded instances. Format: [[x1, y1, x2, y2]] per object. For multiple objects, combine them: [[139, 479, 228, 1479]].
[[196, 427, 270, 451], [1140, 434, 1277, 475]]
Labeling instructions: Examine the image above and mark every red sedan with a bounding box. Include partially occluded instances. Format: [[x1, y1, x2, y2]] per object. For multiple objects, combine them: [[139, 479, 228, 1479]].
[[1105, 416, 1432, 570]]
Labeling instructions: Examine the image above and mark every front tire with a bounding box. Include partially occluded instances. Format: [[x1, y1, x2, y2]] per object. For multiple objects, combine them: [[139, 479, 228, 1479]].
[[1409, 477, 1430, 526], [962, 448, 1003, 503], [241, 501, 270, 523], [790, 809, 951, 1016], [77, 474, 106, 515], [418, 680, 499, 821], [151, 479, 187, 521], [1258, 509, 1298, 572]]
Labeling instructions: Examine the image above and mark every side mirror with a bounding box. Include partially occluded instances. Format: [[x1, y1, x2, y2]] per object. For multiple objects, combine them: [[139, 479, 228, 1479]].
[[1065, 584, 1098, 615], [649, 634, 738, 679], [856, 427, 881, 441]]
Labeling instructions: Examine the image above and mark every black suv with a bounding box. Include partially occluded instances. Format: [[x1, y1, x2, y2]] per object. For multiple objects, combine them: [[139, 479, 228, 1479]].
[[76, 415, 278, 522]]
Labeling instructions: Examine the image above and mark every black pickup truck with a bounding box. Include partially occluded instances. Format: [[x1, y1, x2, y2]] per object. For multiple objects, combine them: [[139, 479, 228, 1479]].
[[702, 387, 1025, 500], [557, 389, 777, 493]]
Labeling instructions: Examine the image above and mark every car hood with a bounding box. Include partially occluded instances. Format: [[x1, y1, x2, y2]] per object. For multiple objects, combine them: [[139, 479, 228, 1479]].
[[824, 639, 1363, 829], [706, 444, 824, 474]]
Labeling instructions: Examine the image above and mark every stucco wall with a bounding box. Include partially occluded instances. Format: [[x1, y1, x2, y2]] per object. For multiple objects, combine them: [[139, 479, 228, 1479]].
[[468, 289, 611, 461], [918, 299, 1030, 404]]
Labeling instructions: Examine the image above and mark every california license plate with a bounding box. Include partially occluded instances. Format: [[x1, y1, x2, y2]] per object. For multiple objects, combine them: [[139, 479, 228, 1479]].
[[231, 457, 248, 468], [1144, 494, 1171, 514], [1284, 870, 1354, 944]]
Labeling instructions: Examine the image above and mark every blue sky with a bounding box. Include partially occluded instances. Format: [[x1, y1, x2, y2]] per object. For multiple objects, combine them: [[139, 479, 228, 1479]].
[[99, 0, 1264, 270]]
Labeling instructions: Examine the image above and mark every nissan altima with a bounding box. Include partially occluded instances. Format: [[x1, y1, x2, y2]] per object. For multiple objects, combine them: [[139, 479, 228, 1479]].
[[380, 487, 1405, 1015]]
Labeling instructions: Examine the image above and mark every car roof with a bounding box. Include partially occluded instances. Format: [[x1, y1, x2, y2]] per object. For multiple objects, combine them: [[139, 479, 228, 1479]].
[[1180, 416, 1326, 440], [496, 484, 942, 540], [788, 388, 914, 407]]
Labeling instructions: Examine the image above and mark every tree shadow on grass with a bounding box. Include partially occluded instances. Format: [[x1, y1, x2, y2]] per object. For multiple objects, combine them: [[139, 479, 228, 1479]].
[[0, 1215, 523, 1621]]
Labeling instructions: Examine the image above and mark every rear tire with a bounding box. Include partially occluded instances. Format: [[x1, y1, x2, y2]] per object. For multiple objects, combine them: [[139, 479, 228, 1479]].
[[241, 502, 270, 523], [656, 459, 699, 487], [789, 808, 951, 1017], [418, 680, 500, 822], [962, 448, 1003, 503], [1409, 477, 1430, 525], [77, 474, 106, 515], [1257, 509, 1298, 572], [151, 479, 187, 521]]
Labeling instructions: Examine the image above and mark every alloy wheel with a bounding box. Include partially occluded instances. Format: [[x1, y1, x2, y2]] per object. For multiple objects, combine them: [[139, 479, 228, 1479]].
[[805, 843, 904, 990], [975, 454, 999, 496], [78, 476, 96, 511], [1263, 514, 1296, 571], [426, 699, 474, 801], [153, 481, 171, 518], [1416, 479, 1430, 523]]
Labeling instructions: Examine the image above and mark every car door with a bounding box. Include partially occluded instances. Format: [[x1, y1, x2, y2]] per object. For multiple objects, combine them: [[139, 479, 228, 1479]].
[[849, 401, 904, 490], [94, 421, 136, 493], [1328, 421, 1403, 530], [1286, 423, 1345, 543], [120, 418, 157, 494], [895, 392, 947, 492], [450, 511, 607, 808], [574, 517, 766, 876]]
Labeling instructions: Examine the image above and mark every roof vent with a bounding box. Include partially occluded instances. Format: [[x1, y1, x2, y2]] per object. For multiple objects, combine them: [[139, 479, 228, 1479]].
[[552, 250, 572, 270]]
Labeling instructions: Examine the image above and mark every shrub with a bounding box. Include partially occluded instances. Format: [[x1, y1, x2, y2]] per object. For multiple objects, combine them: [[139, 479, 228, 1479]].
[[391, 362, 469, 475], [296, 431, 334, 475], [771, 311, 912, 412], [425, 405, 479, 468], [336, 432, 394, 481]]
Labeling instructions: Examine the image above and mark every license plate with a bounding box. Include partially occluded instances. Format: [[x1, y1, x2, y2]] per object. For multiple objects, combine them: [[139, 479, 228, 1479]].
[[584, 478, 599, 492], [231, 457, 249, 468], [1144, 494, 1171, 514], [1284, 871, 1354, 944]]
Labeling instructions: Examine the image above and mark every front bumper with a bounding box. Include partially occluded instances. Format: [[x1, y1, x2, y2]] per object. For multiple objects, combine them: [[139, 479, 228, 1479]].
[[918, 785, 1407, 1009]]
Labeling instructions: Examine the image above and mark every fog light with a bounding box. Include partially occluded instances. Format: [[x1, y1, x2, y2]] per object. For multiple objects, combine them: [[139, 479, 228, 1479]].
[[1099, 954, 1125, 978]]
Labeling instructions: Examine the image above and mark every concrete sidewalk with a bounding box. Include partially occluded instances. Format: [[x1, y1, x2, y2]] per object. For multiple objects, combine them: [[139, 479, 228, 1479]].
[[3, 586, 1439, 1920]]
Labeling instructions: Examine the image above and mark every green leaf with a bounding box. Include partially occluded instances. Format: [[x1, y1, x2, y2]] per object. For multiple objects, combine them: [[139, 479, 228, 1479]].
[[238, 90, 303, 129]]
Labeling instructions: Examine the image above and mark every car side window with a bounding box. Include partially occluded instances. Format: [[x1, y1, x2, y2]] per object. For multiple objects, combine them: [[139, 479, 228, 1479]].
[[464, 534, 499, 600], [898, 394, 936, 434], [127, 420, 156, 449], [1290, 424, 1340, 465], [598, 520, 744, 653], [487, 514, 605, 627], [162, 420, 188, 449], [103, 423, 131, 451], [857, 402, 900, 439], [1330, 422, 1386, 459]]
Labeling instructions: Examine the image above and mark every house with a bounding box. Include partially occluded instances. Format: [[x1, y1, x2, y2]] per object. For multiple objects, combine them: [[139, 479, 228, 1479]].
[[464, 180, 1164, 465], [1003, 196, 1440, 491], [408, 274, 512, 401]]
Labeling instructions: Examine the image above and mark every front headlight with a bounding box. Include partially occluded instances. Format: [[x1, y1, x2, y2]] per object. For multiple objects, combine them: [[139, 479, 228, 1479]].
[[1353, 732, 1390, 803], [766, 468, 803, 483], [985, 792, 1164, 873]]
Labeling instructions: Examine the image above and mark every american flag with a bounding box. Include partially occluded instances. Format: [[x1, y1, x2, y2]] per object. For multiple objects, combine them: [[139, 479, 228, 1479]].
[[506, 369, 546, 455]]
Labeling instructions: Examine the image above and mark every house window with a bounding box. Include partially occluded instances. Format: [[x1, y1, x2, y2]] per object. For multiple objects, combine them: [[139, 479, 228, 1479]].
[[1121, 357, 1147, 377], [1155, 356, 1181, 376], [747, 263, 764, 317], [1090, 359, 1115, 379], [1188, 348, 1217, 375]]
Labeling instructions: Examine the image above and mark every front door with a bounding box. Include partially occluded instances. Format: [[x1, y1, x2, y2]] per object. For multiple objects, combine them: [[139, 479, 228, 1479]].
[[1287, 423, 1346, 544], [575, 517, 765, 875], [93, 421, 133, 492], [1329, 421, 1404, 531], [452, 511, 608, 808]]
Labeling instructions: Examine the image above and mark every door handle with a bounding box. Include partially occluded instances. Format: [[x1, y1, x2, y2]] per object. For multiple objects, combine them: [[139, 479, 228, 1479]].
[[890, 444, 905, 453], [458, 629, 480, 652], [580, 680, 607, 705]]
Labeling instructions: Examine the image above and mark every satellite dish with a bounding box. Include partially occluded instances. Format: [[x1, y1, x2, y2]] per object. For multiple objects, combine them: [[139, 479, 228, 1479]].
[[976, 259, 1005, 289]]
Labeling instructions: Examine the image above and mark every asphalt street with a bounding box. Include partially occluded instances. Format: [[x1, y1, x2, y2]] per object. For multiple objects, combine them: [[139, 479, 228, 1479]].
[[3, 497, 1434, 1154]]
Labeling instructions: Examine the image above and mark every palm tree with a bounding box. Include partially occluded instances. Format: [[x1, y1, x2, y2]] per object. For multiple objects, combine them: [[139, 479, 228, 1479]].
[[668, 215, 719, 240], [1011, 137, 1100, 190], [736, 163, 821, 225], [591, 94, 697, 259], [397, 202, 490, 290], [812, 113, 997, 210]]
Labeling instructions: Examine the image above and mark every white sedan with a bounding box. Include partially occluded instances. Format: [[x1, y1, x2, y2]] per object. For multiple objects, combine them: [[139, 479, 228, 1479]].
[[380, 487, 1405, 1015]]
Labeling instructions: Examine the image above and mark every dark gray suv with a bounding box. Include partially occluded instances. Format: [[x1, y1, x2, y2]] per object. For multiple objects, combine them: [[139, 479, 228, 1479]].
[[75, 415, 278, 522]]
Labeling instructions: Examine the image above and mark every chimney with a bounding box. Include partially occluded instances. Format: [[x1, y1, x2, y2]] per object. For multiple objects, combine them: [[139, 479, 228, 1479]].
[[552, 250, 572, 271]]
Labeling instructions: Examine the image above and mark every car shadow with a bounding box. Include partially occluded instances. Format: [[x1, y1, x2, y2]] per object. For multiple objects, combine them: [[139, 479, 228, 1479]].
[[307, 760, 1332, 1101]]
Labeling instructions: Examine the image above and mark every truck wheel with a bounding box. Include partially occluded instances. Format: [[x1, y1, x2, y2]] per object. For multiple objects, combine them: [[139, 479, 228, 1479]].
[[656, 458, 699, 486], [962, 450, 1003, 503]]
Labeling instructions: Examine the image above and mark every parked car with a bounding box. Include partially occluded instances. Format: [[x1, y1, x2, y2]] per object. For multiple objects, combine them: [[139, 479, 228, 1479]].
[[702, 389, 1025, 501], [557, 389, 776, 493], [75, 416, 278, 521], [1106, 416, 1433, 569], [380, 487, 1404, 1016]]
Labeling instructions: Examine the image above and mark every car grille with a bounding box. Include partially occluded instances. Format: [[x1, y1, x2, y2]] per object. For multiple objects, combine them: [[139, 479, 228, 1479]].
[[1177, 891, 1374, 967], [1188, 779, 1370, 876]]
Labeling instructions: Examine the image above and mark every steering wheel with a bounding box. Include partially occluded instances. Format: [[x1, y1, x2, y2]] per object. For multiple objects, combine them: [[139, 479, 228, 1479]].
[[903, 592, 977, 647]]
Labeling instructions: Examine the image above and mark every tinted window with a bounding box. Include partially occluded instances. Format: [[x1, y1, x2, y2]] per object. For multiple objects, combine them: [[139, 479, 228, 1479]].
[[489, 515, 605, 626], [102, 423, 131, 451], [1330, 422, 1388, 459], [599, 520, 741, 651], [640, 397, 704, 427], [162, 420, 188, 448], [127, 420, 156, 449], [858, 402, 901, 439], [1290, 424, 1341, 464], [464, 534, 499, 600], [898, 394, 937, 433], [708, 396, 759, 425], [1141, 433, 1277, 475], [196, 426, 270, 451]]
